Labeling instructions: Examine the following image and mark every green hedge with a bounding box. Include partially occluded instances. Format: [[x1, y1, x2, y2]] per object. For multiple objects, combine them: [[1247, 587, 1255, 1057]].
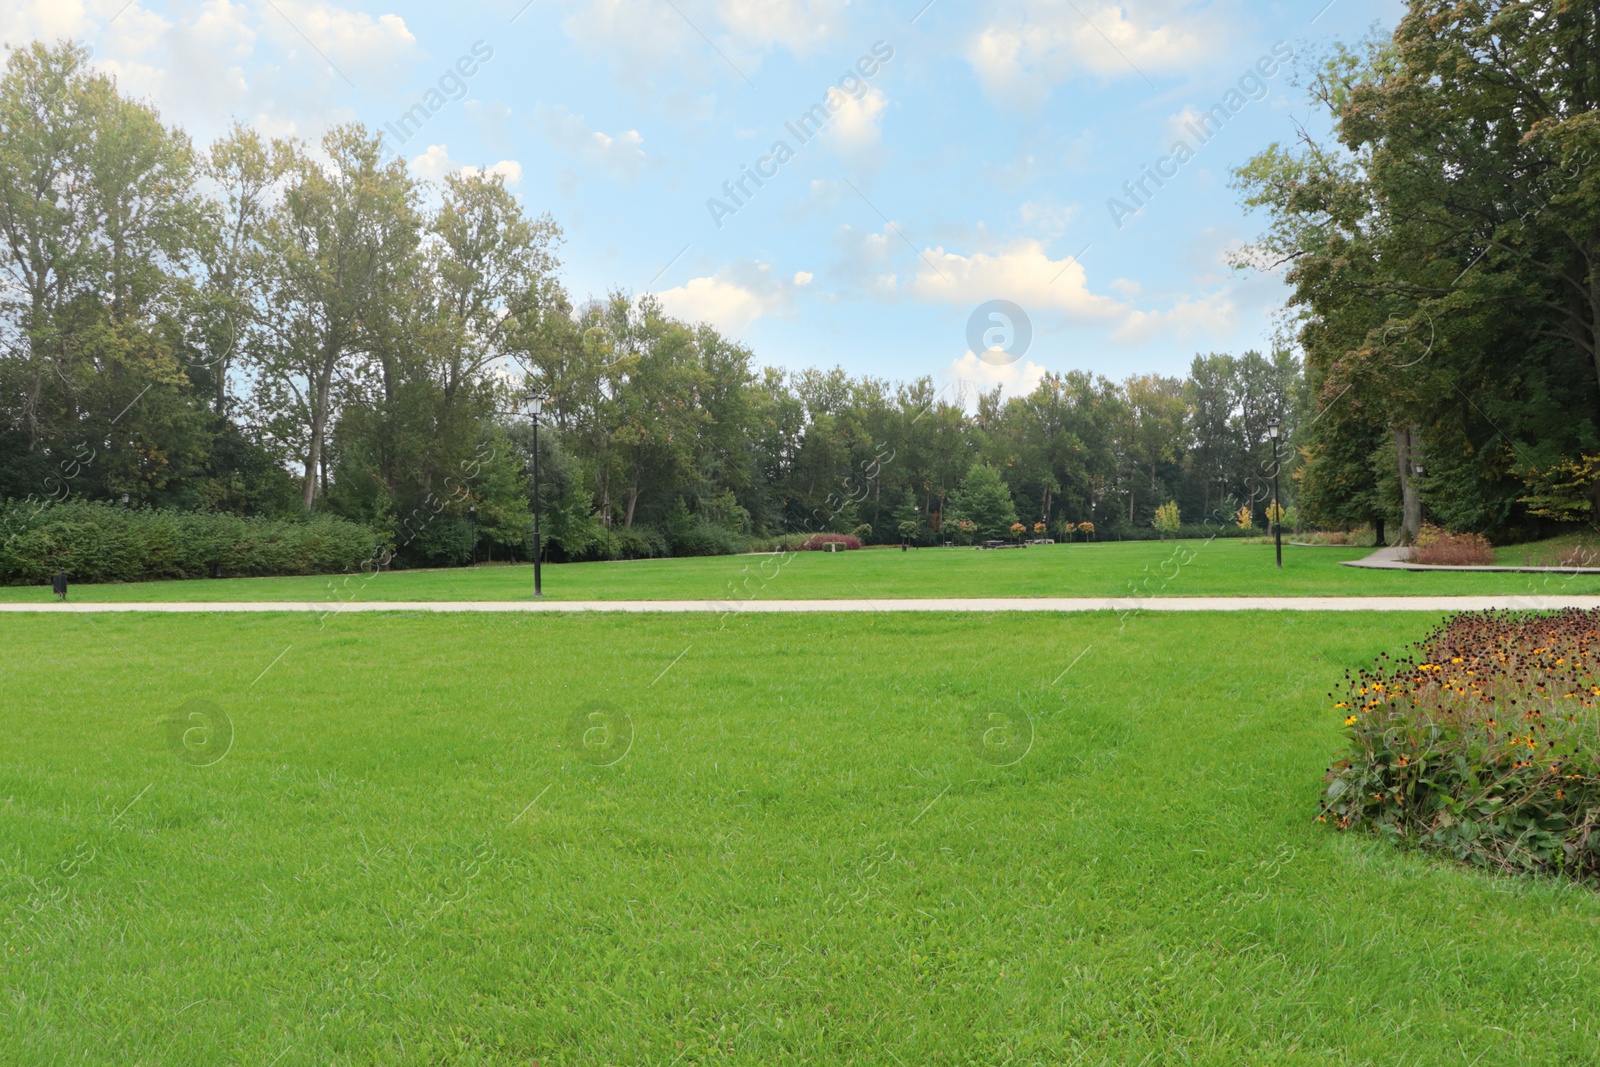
[[0, 499, 387, 585]]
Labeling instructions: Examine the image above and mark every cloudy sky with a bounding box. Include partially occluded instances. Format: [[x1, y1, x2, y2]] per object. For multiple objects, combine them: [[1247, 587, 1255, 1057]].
[[1, 0, 1399, 396]]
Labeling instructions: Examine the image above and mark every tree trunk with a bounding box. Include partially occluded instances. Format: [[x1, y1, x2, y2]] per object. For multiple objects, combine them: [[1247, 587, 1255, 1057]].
[[302, 349, 338, 510], [301, 427, 322, 509], [1374, 515, 1386, 547], [1396, 425, 1423, 543]]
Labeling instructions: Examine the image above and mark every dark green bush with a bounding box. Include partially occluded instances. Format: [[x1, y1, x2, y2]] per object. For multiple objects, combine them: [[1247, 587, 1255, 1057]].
[[0, 499, 386, 584], [393, 514, 474, 569], [599, 524, 669, 560], [669, 520, 743, 557]]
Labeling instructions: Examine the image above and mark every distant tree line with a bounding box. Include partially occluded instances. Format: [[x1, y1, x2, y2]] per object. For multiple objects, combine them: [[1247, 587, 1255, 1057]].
[[0, 40, 1325, 572]]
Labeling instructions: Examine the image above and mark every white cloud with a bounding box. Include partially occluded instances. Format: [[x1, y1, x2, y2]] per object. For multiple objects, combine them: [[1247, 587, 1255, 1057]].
[[411, 145, 521, 186], [968, 1, 1219, 106], [409, 143, 459, 181], [713, 0, 849, 54], [793, 271, 813, 286], [905, 238, 1127, 320], [0, 0, 416, 140], [258, 0, 415, 86], [655, 260, 807, 336], [949, 350, 1048, 400], [1112, 292, 1237, 344], [659, 276, 768, 334], [824, 86, 887, 162], [856, 230, 1244, 352], [461, 159, 523, 186], [537, 105, 648, 182]]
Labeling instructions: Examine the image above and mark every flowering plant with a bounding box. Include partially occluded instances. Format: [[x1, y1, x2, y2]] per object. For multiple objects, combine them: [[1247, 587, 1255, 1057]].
[[1322, 609, 1600, 880]]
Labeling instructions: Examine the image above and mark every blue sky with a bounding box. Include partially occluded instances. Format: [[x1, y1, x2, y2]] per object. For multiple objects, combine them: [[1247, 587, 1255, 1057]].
[[4, 0, 1400, 397]]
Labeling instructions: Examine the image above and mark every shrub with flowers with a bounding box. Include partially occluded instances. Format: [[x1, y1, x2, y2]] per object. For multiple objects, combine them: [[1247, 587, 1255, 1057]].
[[1033, 522, 1046, 536], [1322, 609, 1600, 880], [1077, 521, 1095, 541]]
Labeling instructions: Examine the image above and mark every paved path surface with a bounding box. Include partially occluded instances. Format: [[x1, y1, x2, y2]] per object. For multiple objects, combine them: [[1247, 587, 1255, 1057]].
[[5, 596, 1600, 613], [1341, 546, 1600, 574]]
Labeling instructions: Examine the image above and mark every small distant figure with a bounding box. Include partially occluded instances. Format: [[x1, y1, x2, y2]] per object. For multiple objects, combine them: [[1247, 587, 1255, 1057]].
[[51, 568, 68, 601]]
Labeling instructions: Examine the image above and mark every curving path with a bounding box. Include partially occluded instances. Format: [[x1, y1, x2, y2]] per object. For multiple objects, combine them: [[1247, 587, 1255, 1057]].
[[1341, 545, 1600, 574], [5, 595, 1600, 613]]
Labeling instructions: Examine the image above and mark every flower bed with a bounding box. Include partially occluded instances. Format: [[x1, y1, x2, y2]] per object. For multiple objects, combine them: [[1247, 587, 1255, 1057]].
[[1322, 610, 1600, 881]]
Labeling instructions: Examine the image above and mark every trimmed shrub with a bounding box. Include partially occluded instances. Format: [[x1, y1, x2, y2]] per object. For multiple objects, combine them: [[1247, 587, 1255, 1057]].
[[670, 520, 744, 557], [0, 499, 385, 584], [1321, 610, 1600, 881], [1413, 524, 1495, 565]]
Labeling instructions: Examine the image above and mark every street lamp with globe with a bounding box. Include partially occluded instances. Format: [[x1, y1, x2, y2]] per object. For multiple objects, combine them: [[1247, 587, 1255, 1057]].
[[1266, 417, 1283, 569]]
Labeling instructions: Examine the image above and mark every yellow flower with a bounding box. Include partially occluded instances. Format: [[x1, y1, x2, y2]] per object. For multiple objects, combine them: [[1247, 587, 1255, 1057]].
[[1344, 716, 1358, 726]]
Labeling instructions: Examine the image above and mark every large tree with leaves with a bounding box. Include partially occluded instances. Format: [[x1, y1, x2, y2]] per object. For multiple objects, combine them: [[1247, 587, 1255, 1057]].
[[1236, 2, 1600, 540]]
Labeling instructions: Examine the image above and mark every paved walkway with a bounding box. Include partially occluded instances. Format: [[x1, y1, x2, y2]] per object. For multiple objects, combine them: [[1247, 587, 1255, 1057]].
[[1341, 545, 1600, 574], [5, 596, 1600, 613]]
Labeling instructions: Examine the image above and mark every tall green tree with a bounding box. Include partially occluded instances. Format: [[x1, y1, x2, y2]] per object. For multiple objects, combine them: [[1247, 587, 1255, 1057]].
[[251, 125, 420, 509]]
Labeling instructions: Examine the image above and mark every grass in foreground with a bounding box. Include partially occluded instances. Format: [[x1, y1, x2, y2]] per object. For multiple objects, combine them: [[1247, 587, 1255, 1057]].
[[6, 609, 1600, 1064], [3, 538, 1599, 603]]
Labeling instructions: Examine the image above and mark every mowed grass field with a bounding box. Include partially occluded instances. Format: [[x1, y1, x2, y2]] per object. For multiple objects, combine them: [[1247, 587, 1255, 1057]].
[[3, 539, 1599, 603], [6, 608, 1600, 1064]]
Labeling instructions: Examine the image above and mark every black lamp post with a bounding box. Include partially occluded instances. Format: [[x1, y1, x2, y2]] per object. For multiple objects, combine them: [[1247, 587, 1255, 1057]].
[[524, 391, 547, 597], [1266, 417, 1283, 570], [467, 506, 477, 567]]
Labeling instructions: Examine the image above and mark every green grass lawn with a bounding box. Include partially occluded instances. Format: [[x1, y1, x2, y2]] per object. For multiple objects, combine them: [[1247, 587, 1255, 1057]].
[[6, 608, 1600, 1064], [5, 538, 1599, 603]]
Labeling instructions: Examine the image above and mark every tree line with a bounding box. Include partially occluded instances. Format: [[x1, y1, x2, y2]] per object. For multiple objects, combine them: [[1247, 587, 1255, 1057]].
[[0, 39, 1323, 569]]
